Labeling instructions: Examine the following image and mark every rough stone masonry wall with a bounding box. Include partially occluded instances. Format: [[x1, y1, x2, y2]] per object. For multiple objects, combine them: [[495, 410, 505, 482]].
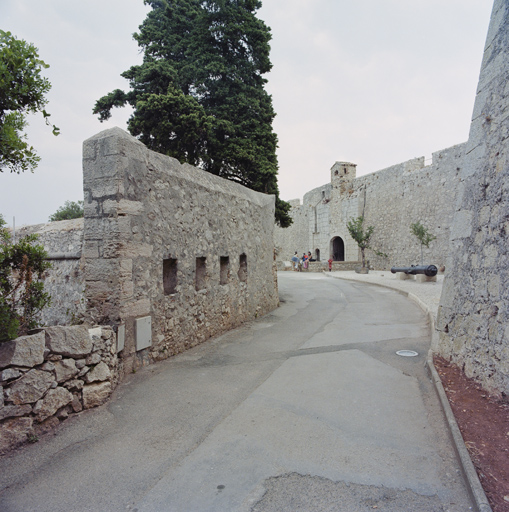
[[83, 128, 278, 377], [436, 0, 509, 395], [274, 199, 310, 260], [350, 145, 465, 270], [275, 144, 465, 270], [0, 326, 118, 454], [16, 218, 86, 326]]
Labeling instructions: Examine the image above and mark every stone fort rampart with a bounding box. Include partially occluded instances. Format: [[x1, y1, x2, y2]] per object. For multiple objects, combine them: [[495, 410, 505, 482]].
[[1, 127, 279, 452], [17, 127, 279, 375], [275, 142, 466, 271]]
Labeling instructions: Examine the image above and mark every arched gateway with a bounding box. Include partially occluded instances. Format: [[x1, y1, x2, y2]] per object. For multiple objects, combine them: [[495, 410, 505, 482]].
[[331, 237, 345, 261]]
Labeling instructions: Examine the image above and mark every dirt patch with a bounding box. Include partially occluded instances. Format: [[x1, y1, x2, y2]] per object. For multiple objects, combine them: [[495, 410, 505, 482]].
[[434, 356, 509, 512]]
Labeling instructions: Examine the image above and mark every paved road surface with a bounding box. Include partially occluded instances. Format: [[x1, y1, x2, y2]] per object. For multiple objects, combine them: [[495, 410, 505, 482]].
[[0, 273, 473, 511]]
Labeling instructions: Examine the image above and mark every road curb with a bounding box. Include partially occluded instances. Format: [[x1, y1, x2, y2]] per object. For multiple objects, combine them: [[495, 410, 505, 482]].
[[323, 271, 492, 512]]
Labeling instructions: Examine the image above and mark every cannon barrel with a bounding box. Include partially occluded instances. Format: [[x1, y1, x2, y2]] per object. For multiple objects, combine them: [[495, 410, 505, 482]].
[[391, 265, 438, 277]]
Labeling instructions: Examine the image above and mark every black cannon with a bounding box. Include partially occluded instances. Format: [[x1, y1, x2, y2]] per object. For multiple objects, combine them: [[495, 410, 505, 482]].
[[391, 265, 438, 277]]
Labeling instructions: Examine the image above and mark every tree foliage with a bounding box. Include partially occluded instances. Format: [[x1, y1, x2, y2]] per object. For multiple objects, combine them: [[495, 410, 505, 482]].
[[0, 214, 51, 342], [49, 200, 84, 222], [93, 0, 291, 226], [347, 216, 375, 268], [410, 221, 436, 264], [0, 30, 59, 173]]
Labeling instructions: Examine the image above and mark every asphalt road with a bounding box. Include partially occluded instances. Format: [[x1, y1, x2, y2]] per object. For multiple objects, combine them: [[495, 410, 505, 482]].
[[0, 272, 474, 511]]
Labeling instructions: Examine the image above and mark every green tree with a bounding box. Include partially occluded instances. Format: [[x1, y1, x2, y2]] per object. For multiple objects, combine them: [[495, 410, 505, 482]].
[[410, 221, 436, 264], [93, 0, 291, 227], [347, 216, 374, 269], [0, 214, 51, 341], [0, 30, 59, 173], [49, 200, 84, 222]]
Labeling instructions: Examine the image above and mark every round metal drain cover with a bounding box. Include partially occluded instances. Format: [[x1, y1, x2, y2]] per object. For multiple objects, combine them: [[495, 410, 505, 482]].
[[396, 350, 419, 357]]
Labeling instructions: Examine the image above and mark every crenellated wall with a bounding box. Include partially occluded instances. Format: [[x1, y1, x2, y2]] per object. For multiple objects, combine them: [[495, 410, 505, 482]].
[[275, 143, 466, 270]]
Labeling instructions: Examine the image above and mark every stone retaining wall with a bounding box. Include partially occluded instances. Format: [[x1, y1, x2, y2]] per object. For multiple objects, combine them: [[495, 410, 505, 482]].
[[0, 326, 117, 454]]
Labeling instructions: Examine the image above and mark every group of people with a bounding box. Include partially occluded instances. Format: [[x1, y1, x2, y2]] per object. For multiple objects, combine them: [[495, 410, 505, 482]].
[[291, 251, 315, 271]]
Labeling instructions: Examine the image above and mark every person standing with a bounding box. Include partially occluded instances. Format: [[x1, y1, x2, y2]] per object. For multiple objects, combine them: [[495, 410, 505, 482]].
[[303, 253, 308, 270], [328, 257, 333, 272], [291, 252, 299, 271]]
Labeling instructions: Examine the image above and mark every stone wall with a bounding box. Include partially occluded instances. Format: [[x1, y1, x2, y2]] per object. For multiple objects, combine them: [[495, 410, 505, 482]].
[[0, 326, 117, 454], [16, 219, 85, 326], [352, 144, 465, 269], [436, 0, 509, 395], [83, 127, 279, 376], [275, 144, 465, 271]]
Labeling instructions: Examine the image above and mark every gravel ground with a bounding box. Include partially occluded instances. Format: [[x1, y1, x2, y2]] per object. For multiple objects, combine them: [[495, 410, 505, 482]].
[[325, 270, 444, 321]]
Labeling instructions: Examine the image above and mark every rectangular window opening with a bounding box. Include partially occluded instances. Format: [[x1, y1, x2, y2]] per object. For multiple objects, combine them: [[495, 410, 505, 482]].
[[220, 256, 230, 285], [163, 258, 177, 295], [196, 257, 207, 291], [238, 253, 247, 283]]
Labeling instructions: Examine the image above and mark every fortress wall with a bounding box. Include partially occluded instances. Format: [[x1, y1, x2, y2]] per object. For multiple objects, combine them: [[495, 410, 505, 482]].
[[274, 198, 310, 260], [275, 144, 465, 270], [351, 145, 465, 269], [436, 0, 509, 395], [16, 219, 85, 326], [83, 128, 278, 374]]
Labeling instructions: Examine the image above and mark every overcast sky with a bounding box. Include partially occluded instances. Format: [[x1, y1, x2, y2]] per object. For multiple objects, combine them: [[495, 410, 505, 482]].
[[0, 0, 493, 227]]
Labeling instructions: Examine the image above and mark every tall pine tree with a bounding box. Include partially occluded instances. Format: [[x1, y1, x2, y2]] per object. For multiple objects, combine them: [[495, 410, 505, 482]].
[[94, 0, 291, 226]]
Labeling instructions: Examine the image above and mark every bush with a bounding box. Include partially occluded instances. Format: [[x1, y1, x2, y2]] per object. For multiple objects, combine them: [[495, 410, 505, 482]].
[[0, 214, 51, 341], [49, 200, 83, 222]]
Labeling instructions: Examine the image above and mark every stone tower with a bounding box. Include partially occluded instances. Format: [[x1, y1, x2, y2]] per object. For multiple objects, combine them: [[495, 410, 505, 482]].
[[331, 161, 357, 195]]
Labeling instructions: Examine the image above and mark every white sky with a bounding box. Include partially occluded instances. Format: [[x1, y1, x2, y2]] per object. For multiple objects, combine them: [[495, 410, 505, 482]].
[[0, 0, 493, 226]]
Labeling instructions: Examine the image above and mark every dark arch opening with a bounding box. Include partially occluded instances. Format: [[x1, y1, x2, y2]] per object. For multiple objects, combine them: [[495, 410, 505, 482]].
[[331, 237, 345, 262]]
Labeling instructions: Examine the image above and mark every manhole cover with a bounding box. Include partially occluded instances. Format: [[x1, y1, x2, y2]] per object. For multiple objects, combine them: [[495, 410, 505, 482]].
[[396, 350, 419, 357]]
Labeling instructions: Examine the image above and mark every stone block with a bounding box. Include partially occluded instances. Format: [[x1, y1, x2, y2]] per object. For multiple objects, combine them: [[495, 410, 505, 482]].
[[33, 387, 73, 422], [0, 331, 45, 369], [84, 362, 111, 383], [0, 368, 22, 382], [45, 326, 93, 357], [83, 240, 100, 259], [397, 273, 415, 281], [8, 369, 54, 405], [0, 417, 33, 454], [416, 274, 437, 283], [86, 353, 101, 365], [71, 396, 83, 413], [450, 210, 473, 240], [84, 259, 118, 281], [103, 199, 144, 216], [120, 299, 151, 319], [0, 404, 32, 421], [54, 359, 79, 383], [82, 382, 112, 409], [62, 379, 84, 391]]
